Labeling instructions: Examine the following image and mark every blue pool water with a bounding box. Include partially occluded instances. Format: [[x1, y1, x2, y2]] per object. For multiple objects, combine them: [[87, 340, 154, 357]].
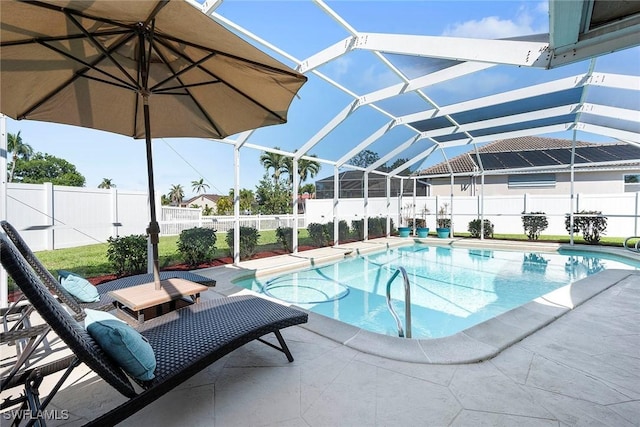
[[235, 244, 639, 338]]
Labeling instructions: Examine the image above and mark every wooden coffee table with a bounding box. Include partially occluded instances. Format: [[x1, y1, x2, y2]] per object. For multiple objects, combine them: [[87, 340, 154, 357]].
[[109, 278, 209, 323]]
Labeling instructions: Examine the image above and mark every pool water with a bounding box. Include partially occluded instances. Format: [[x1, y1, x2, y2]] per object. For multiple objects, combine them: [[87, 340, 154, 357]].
[[235, 244, 639, 338]]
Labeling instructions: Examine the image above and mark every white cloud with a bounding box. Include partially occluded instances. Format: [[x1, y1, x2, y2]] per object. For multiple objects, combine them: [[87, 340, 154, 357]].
[[443, 4, 548, 39]]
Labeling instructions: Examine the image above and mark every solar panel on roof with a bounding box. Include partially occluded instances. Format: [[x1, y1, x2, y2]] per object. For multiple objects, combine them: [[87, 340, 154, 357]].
[[594, 144, 640, 160], [434, 132, 468, 143], [520, 150, 562, 167], [475, 153, 504, 170], [491, 152, 532, 169]]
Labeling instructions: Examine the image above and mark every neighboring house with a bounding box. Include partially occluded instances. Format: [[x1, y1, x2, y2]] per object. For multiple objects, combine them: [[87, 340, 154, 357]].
[[415, 136, 640, 196], [180, 194, 222, 212]]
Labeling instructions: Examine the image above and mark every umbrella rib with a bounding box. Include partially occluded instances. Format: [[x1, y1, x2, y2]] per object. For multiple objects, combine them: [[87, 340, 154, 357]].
[[64, 12, 138, 88], [154, 81, 221, 93], [150, 52, 218, 92], [18, 36, 139, 119], [0, 29, 129, 48], [150, 39, 225, 136], [158, 32, 304, 79]]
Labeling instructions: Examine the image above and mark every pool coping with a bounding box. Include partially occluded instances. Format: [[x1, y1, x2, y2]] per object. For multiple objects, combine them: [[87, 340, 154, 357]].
[[195, 238, 640, 364]]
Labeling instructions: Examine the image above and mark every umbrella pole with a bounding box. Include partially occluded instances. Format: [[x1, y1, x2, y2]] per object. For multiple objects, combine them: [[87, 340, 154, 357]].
[[143, 96, 162, 290]]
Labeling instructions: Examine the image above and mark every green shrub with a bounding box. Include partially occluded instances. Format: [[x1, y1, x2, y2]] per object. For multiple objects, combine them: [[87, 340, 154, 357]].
[[177, 227, 216, 266], [307, 223, 327, 247], [522, 212, 548, 240], [326, 220, 349, 244], [368, 217, 383, 238], [106, 234, 147, 276], [565, 210, 608, 244], [226, 227, 260, 260], [468, 219, 494, 238], [351, 219, 364, 240], [276, 227, 296, 253]]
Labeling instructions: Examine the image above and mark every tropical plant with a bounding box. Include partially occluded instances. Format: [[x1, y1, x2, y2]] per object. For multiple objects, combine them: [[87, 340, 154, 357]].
[[281, 152, 322, 187], [565, 210, 608, 244], [349, 149, 379, 168], [177, 227, 216, 266], [202, 205, 215, 216], [226, 227, 259, 260], [259, 147, 287, 183], [106, 234, 147, 276], [168, 184, 184, 206], [191, 178, 209, 195], [307, 223, 327, 247], [98, 178, 115, 189], [325, 220, 349, 244], [7, 131, 33, 182], [521, 212, 548, 240], [275, 226, 296, 253], [216, 196, 232, 215], [437, 203, 451, 229], [229, 188, 256, 213], [11, 152, 85, 186], [255, 174, 292, 214], [468, 219, 494, 238], [300, 183, 315, 195], [190, 204, 201, 209]]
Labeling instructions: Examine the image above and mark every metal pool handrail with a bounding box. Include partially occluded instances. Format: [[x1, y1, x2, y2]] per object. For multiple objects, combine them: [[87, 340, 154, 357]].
[[386, 267, 412, 338], [623, 236, 640, 252]]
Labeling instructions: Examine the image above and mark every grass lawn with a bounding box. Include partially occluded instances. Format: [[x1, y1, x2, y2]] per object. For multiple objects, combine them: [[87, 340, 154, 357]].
[[31, 229, 625, 280], [34, 229, 315, 279]]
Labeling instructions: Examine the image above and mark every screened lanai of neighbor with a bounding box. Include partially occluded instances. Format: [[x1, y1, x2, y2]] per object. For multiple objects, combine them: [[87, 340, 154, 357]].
[[188, 0, 639, 259]]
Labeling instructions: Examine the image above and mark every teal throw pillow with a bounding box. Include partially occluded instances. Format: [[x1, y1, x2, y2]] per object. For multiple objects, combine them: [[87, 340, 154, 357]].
[[58, 270, 100, 303], [84, 309, 156, 381]]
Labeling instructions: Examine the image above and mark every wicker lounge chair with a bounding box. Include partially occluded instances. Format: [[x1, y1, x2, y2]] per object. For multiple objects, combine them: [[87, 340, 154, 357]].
[[1, 220, 216, 314], [0, 231, 308, 426], [1, 220, 217, 392]]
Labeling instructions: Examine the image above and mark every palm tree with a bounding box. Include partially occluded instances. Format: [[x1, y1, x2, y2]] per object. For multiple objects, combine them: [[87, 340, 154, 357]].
[[259, 147, 286, 183], [7, 131, 33, 182], [168, 184, 185, 206], [281, 152, 321, 188], [191, 178, 209, 194], [98, 178, 115, 189], [298, 155, 321, 188]]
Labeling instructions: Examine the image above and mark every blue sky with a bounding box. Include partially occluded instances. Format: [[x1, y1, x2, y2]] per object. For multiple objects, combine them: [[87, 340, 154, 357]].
[[4, 1, 639, 199]]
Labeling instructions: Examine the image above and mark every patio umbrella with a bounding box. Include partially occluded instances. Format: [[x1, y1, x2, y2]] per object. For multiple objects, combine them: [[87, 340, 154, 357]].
[[0, 0, 307, 289]]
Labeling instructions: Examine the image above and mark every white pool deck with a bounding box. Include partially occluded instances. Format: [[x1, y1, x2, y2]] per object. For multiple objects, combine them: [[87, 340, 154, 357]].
[[2, 238, 639, 426]]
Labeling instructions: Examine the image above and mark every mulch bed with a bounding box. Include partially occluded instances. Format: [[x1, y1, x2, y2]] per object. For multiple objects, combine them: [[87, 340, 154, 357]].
[[7, 245, 316, 301]]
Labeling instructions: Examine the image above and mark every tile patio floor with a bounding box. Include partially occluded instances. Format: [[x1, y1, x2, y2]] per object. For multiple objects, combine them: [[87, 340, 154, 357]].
[[1, 241, 639, 426]]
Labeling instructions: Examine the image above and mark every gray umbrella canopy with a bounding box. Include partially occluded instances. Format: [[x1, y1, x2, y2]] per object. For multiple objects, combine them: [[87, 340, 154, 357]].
[[1, 0, 306, 289]]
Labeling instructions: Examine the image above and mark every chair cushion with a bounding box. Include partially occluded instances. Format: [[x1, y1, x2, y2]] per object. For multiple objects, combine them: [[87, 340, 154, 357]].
[[85, 309, 156, 381], [58, 270, 100, 303]]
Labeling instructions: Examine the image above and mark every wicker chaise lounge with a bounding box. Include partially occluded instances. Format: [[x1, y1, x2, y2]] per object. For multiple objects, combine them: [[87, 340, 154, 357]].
[[0, 220, 216, 313], [0, 232, 308, 426]]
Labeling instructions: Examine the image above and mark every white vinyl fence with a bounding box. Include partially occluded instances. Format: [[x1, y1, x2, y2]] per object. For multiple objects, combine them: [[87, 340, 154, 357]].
[[4, 183, 307, 251], [4, 182, 639, 251], [306, 192, 640, 238]]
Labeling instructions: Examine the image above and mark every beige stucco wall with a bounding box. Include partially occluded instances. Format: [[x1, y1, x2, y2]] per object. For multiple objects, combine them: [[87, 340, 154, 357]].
[[425, 169, 639, 196]]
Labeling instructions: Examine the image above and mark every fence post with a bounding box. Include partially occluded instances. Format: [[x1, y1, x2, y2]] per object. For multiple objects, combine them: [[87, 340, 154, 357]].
[[111, 188, 119, 238], [44, 182, 54, 250]]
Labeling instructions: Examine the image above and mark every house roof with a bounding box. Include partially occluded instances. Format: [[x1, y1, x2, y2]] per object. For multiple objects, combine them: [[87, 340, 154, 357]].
[[416, 136, 640, 176], [183, 194, 222, 205]]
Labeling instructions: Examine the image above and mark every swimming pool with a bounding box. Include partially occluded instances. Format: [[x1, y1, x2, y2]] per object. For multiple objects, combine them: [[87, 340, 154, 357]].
[[235, 243, 639, 339]]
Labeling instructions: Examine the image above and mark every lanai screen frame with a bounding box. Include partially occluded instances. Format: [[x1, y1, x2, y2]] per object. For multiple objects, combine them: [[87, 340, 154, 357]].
[[190, 0, 639, 263]]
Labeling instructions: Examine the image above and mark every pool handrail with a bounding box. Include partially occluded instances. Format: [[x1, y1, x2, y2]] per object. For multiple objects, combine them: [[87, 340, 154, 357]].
[[385, 267, 412, 338], [623, 236, 640, 253]]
